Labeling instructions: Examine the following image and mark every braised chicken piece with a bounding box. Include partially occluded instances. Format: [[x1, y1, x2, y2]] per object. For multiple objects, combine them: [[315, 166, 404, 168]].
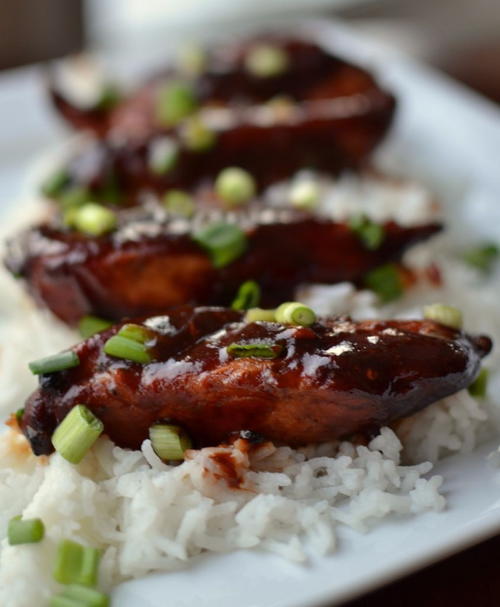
[[47, 37, 396, 205], [21, 305, 492, 456], [5, 204, 441, 325]]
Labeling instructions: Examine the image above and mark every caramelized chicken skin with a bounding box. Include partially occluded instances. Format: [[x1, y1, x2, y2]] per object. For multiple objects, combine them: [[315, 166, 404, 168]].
[[5, 211, 441, 325], [49, 38, 395, 204], [22, 306, 492, 456]]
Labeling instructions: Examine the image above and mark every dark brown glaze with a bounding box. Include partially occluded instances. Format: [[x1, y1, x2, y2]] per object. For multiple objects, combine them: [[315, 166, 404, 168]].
[[21, 305, 492, 456], [5, 207, 441, 325], [48, 37, 396, 204]]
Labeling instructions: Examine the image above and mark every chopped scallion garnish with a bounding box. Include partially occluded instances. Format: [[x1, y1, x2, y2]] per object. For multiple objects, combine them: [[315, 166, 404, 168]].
[[50, 585, 109, 607], [227, 343, 283, 359], [103, 323, 155, 363], [8, 516, 45, 545], [63, 207, 80, 228], [289, 180, 320, 211], [53, 539, 101, 587], [149, 424, 192, 461], [148, 137, 179, 175], [97, 174, 120, 206], [59, 187, 91, 210], [364, 263, 404, 303], [181, 117, 217, 152], [244, 44, 289, 78], [15, 408, 25, 424], [95, 83, 121, 112], [155, 81, 198, 126], [266, 95, 295, 122], [244, 308, 277, 323], [468, 368, 489, 398], [215, 167, 256, 206], [178, 43, 207, 76], [78, 316, 112, 339], [163, 190, 195, 218], [462, 243, 499, 273], [51, 405, 104, 464], [73, 203, 117, 237], [41, 170, 70, 198], [118, 323, 153, 344], [231, 280, 261, 310], [275, 302, 316, 327], [103, 335, 153, 364], [348, 214, 385, 250], [29, 351, 80, 375], [50, 597, 81, 607], [423, 303, 463, 329], [193, 222, 247, 268]]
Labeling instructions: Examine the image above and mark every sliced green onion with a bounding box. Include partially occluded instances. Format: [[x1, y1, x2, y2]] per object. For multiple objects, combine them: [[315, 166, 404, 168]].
[[29, 351, 80, 375], [275, 302, 316, 327], [468, 367, 489, 398], [53, 539, 101, 587], [51, 405, 104, 464], [227, 342, 283, 359], [155, 81, 198, 126], [59, 187, 91, 210], [50, 585, 109, 607], [244, 308, 277, 322], [163, 190, 195, 218], [73, 203, 117, 237], [103, 335, 152, 364], [117, 323, 153, 344], [178, 43, 207, 76], [62, 207, 80, 228], [244, 44, 289, 78], [423, 303, 463, 329], [181, 117, 217, 152], [215, 167, 256, 206], [348, 214, 385, 250], [78, 316, 112, 339], [289, 180, 320, 211], [49, 596, 83, 607], [15, 408, 25, 424], [41, 170, 70, 198], [95, 83, 121, 111], [364, 263, 404, 303], [148, 137, 179, 175], [149, 424, 192, 461], [462, 243, 499, 273], [231, 280, 261, 310], [8, 516, 45, 545], [97, 174, 120, 206], [266, 95, 295, 118], [193, 222, 248, 268]]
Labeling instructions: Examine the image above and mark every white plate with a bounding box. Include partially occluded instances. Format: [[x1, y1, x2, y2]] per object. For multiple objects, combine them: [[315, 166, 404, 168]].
[[113, 441, 500, 607], [111, 21, 500, 606], [2, 19, 500, 607]]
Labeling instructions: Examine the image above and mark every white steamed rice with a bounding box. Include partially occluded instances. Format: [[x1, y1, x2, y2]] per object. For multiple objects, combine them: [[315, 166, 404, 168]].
[[0, 171, 498, 606]]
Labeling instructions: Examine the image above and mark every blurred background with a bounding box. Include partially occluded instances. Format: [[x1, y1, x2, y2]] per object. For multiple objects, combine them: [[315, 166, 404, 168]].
[[0, 0, 500, 208], [2, 0, 500, 98]]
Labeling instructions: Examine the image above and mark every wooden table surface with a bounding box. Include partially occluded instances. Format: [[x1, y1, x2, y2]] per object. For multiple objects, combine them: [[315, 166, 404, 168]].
[[341, 534, 500, 606]]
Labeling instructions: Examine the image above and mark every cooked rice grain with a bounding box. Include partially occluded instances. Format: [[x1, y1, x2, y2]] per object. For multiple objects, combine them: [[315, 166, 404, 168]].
[[0, 427, 444, 606]]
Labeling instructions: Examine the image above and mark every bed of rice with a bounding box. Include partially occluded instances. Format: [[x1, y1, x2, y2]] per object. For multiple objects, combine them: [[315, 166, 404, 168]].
[[0, 171, 499, 607]]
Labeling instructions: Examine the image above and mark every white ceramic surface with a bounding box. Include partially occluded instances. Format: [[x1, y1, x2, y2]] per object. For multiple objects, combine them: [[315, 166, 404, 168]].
[[1, 19, 500, 607], [113, 441, 500, 607]]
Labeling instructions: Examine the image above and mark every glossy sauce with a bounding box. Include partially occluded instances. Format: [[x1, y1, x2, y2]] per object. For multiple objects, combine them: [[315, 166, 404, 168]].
[[21, 306, 492, 456], [50, 38, 396, 204], [5, 210, 441, 325]]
